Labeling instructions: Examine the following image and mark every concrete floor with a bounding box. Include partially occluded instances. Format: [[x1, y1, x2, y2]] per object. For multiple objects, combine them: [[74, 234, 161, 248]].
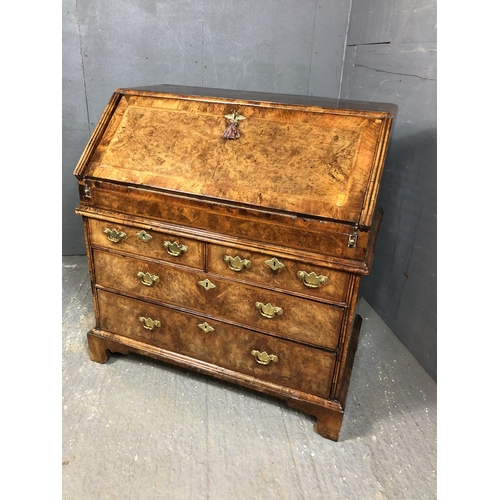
[[62, 255, 437, 500]]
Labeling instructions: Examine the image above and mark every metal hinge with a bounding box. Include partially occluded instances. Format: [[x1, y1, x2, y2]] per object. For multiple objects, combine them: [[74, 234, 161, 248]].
[[83, 181, 91, 198], [347, 223, 359, 248]]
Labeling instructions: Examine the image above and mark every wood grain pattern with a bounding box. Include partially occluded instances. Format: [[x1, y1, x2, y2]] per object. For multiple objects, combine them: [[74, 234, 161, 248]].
[[77, 203, 376, 274], [97, 289, 336, 398], [86, 327, 344, 410], [86, 183, 373, 269], [88, 218, 204, 269], [75, 85, 395, 441], [92, 249, 344, 349], [84, 93, 389, 224], [208, 242, 351, 304]]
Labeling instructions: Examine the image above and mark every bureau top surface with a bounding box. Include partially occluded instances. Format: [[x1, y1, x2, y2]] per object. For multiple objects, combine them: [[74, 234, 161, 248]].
[[76, 85, 396, 226]]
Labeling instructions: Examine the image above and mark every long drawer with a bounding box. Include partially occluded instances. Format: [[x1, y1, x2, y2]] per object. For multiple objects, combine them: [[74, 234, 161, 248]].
[[93, 248, 344, 349], [97, 289, 337, 398]]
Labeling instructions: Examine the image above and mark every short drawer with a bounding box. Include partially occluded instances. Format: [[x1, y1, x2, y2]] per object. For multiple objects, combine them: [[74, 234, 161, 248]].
[[93, 249, 344, 349], [208, 243, 350, 303], [97, 289, 337, 398], [88, 218, 204, 269]]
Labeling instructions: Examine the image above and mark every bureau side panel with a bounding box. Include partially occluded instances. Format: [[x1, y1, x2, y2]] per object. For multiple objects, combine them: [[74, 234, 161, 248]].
[[331, 275, 362, 406], [80, 217, 100, 323]]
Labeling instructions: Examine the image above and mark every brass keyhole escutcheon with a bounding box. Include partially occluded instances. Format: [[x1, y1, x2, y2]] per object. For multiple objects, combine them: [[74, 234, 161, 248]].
[[265, 257, 285, 271], [198, 279, 216, 291], [197, 322, 215, 333], [222, 110, 246, 139], [136, 230, 152, 242]]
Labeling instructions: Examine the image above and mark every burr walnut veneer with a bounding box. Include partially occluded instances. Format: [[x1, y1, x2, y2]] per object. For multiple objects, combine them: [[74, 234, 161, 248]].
[[74, 84, 396, 441]]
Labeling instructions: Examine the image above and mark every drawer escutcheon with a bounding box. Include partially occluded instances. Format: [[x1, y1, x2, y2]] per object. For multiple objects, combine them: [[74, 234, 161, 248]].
[[297, 270, 329, 289], [139, 316, 161, 330], [163, 241, 188, 257], [251, 350, 278, 365], [136, 230, 152, 242], [223, 255, 252, 272], [255, 302, 283, 319], [137, 271, 160, 287], [197, 322, 215, 333], [198, 278, 216, 291], [103, 228, 126, 243], [265, 257, 285, 271]]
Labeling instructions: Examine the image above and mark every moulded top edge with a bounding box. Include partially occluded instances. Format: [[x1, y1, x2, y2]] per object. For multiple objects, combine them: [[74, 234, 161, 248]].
[[117, 84, 398, 117]]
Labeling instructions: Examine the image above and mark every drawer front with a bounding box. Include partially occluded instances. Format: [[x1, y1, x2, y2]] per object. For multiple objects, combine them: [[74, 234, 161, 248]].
[[89, 184, 370, 265], [93, 249, 344, 349], [88, 218, 204, 269], [97, 289, 336, 398], [208, 243, 350, 303]]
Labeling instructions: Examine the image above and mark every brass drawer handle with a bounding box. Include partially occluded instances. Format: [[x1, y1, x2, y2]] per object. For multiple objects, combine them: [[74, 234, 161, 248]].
[[255, 302, 283, 319], [251, 350, 278, 365], [198, 278, 216, 290], [224, 255, 252, 272], [297, 270, 329, 288], [163, 240, 188, 257], [139, 317, 161, 331], [136, 230, 152, 242], [103, 227, 126, 243], [137, 271, 160, 287], [265, 257, 285, 271], [198, 322, 215, 333]]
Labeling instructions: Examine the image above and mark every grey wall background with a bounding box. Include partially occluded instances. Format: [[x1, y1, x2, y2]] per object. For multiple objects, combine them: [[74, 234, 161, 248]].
[[62, 0, 437, 380], [342, 0, 437, 381], [62, 0, 351, 254]]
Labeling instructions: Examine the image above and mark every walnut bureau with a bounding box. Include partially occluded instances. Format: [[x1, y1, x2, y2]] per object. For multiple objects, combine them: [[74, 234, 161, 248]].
[[74, 84, 396, 441]]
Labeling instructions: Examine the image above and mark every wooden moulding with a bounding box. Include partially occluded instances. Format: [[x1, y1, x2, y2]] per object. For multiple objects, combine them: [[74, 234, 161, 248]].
[[76, 198, 376, 275], [87, 328, 346, 441]]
